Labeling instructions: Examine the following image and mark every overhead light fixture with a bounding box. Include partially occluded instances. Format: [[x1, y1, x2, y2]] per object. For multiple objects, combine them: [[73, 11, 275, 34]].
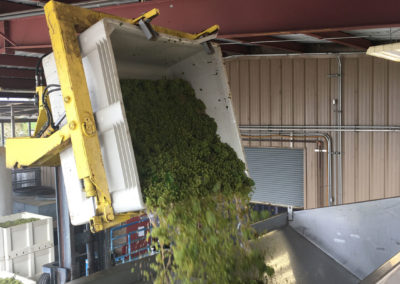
[[366, 42, 400, 62]]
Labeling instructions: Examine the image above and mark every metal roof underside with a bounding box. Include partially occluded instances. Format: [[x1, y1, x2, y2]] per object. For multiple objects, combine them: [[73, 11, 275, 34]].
[[0, 0, 399, 104], [0, 99, 37, 121]]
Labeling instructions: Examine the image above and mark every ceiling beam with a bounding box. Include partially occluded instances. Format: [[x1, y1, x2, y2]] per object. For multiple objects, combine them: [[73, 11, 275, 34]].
[[232, 36, 306, 53], [2, 0, 400, 53], [0, 91, 34, 98], [0, 1, 37, 14], [0, 67, 35, 78], [220, 44, 252, 55], [305, 31, 372, 50], [0, 20, 14, 55], [0, 54, 38, 68], [5, 0, 45, 6], [0, 77, 35, 89], [0, 117, 37, 122]]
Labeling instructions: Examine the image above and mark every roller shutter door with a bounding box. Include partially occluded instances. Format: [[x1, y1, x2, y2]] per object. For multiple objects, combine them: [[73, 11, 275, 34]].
[[245, 147, 304, 208]]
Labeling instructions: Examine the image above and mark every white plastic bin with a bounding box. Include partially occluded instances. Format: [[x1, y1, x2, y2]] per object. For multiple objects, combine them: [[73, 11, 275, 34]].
[[0, 212, 54, 280], [43, 18, 245, 226]]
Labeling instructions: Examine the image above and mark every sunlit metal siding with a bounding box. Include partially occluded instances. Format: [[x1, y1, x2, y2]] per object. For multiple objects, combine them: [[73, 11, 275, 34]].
[[226, 54, 400, 209]]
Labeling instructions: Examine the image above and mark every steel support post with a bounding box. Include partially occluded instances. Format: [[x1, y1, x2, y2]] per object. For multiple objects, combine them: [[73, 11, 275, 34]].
[[55, 166, 79, 281], [1, 122, 4, 145], [10, 105, 15, 137]]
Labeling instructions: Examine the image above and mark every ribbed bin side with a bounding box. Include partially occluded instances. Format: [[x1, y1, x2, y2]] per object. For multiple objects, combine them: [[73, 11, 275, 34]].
[[0, 212, 53, 259], [0, 212, 54, 279], [0, 247, 54, 280]]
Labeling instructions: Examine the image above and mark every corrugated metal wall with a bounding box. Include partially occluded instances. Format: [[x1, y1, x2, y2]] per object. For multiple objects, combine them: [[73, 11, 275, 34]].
[[225, 54, 400, 209]]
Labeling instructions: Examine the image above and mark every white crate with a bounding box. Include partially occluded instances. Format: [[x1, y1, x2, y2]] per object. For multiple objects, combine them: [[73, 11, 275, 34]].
[[43, 18, 245, 226], [0, 271, 36, 284], [0, 212, 54, 279]]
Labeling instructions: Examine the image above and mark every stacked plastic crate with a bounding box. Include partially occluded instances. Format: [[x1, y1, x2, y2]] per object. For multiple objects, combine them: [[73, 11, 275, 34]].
[[0, 212, 54, 280]]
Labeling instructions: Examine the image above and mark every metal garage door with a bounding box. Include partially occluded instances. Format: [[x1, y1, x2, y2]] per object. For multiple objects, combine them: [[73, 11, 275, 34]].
[[245, 147, 304, 208]]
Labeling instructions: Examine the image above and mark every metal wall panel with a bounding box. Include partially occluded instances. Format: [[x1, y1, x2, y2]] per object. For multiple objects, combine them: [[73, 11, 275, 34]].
[[41, 167, 55, 189], [245, 147, 304, 208], [290, 197, 400, 280], [225, 54, 400, 209]]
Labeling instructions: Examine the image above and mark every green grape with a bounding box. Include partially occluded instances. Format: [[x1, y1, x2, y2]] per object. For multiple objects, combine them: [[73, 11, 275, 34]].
[[0, 218, 39, 228], [121, 79, 273, 283], [0, 277, 23, 284]]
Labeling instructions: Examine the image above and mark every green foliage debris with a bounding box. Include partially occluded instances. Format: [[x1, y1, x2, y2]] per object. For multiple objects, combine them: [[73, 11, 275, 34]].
[[121, 79, 273, 283], [0, 277, 23, 284], [0, 218, 39, 228], [250, 210, 271, 224]]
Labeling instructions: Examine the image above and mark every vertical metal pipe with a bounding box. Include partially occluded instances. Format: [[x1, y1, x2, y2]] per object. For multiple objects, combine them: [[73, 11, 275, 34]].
[[55, 167, 62, 266], [56, 166, 79, 280], [290, 132, 294, 148], [85, 224, 94, 275], [316, 141, 322, 204], [332, 109, 338, 205], [325, 133, 333, 206], [28, 121, 32, 136], [1, 122, 4, 146], [10, 105, 15, 138], [0, 147, 12, 216], [315, 132, 333, 206], [240, 130, 333, 206], [103, 229, 112, 270], [337, 56, 343, 205]]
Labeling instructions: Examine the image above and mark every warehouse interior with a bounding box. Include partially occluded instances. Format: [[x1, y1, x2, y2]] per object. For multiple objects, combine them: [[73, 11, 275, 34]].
[[1, 0, 400, 283]]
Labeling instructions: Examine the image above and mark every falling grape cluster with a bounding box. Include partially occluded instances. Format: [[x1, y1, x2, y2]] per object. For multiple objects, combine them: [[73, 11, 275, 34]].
[[121, 79, 273, 283]]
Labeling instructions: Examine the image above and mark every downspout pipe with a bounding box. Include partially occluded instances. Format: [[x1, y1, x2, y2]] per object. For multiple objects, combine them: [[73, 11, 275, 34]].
[[337, 56, 343, 205], [241, 130, 333, 206]]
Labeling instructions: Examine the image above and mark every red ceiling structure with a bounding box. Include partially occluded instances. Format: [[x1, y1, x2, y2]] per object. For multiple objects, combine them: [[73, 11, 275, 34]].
[[3, 0, 400, 52], [1, 0, 400, 94], [305, 31, 372, 50]]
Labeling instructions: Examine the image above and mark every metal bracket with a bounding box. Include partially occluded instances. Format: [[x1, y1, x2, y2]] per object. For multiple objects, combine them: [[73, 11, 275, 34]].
[[288, 206, 293, 221], [130, 8, 159, 25], [131, 8, 159, 40], [138, 19, 158, 40], [201, 41, 215, 54], [42, 262, 69, 284], [193, 25, 219, 40]]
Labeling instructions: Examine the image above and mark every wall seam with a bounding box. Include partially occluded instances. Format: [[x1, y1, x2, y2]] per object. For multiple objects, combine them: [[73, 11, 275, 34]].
[[355, 58, 359, 203], [316, 59, 321, 206], [385, 61, 389, 198], [280, 59, 283, 147], [248, 60, 251, 129], [369, 58, 373, 200], [291, 59, 294, 126], [259, 60, 262, 147], [270, 59, 273, 147]]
